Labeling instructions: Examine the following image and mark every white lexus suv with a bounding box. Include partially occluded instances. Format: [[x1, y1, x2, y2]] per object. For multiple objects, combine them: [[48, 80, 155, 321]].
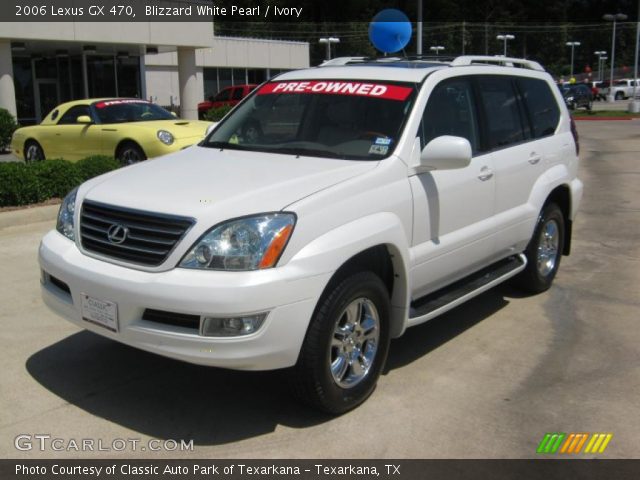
[[39, 56, 583, 413]]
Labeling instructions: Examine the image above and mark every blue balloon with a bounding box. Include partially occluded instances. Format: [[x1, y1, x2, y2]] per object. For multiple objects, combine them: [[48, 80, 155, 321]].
[[369, 9, 412, 54]]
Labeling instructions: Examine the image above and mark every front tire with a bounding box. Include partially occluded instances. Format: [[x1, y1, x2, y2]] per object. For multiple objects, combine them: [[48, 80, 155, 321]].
[[24, 140, 45, 163], [290, 271, 391, 414], [515, 203, 565, 294], [116, 142, 146, 166]]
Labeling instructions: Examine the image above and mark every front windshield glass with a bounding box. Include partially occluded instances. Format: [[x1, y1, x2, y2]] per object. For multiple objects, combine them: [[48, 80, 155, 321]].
[[203, 80, 417, 160], [94, 99, 174, 124]]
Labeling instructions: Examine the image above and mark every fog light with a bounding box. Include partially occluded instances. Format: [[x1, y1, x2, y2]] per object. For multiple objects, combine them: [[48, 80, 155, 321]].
[[200, 313, 267, 337]]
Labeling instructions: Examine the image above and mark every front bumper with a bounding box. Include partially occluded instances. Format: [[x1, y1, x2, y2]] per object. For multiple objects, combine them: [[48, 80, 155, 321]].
[[39, 230, 331, 370]]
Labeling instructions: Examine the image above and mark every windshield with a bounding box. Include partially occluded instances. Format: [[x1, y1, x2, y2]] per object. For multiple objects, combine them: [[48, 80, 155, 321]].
[[203, 80, 417, 160], [93, 99, 174, 124]]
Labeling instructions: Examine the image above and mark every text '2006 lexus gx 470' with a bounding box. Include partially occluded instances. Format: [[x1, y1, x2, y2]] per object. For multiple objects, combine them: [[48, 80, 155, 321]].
[[40, 56, 583, 413]]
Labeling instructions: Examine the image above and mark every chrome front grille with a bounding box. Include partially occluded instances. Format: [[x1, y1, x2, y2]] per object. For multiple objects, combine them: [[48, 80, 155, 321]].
[[80, 201, 194, 266]]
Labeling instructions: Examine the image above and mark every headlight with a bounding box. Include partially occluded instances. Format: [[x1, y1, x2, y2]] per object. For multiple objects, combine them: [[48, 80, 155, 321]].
[[157, 130, 174, 145], [566, 96, 574, 102], [179, 213, 295, 270], [56, 188, 78, 241]]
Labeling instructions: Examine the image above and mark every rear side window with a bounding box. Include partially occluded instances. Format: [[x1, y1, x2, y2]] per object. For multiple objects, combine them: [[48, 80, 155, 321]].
[[421, 77, 480, 153], [517, 78, 560, 139], [477, 76, 526, 149]]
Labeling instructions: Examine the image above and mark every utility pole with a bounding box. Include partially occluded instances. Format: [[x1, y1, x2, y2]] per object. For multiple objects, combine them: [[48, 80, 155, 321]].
[[462, 21, 466, 55], [566, 41, 581, 78], [630, 0, 640, 112], [484, 23, 488, 55], [417, 0, 423, 55], [603, 13, 628, 101]]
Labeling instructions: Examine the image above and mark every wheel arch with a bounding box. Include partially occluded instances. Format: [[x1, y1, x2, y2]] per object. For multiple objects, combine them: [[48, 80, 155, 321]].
[[528, 162, 577, 256], [544, 184, 572, 255], [114, 138, 146, 158], [316, 244, 409, 340], [286, 212, 411, 340], [23, 138, 45, 160]]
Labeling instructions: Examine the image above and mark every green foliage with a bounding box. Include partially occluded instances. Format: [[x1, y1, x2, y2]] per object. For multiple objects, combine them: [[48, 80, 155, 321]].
[[0, 156, 120, 207], [203, 105, 233, 122], [0, 162, 42, 206], [75, 155, 121, 182], [30, 159, 83, 199], [0, 108, 19, 152]]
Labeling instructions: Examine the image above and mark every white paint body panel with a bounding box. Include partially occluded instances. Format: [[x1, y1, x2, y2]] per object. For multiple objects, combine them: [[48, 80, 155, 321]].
[[39, 61, 583, 370]]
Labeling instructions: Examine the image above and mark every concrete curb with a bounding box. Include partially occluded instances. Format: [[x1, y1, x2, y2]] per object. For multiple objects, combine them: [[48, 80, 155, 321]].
[[0, 204, 59, 230]]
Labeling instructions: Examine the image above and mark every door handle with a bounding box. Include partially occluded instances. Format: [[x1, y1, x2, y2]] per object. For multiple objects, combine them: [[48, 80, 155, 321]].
[[528, 155, 541, 165], [477, 167, 493, 181]]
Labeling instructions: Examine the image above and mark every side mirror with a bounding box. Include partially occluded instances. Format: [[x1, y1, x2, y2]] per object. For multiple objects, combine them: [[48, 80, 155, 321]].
[[171, 111, 178, 118], [76, 115, 93, 124], [419, 135, 472, 171]]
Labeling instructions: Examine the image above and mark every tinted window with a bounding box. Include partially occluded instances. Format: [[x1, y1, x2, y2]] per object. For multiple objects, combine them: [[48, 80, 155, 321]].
[[477, 76, 526, 149], [57, 105, 91, 124], [215, 88, 232, 102], [231, 87, 244, 100], [518, 77, 560, 138], [94, 100, 174, 123], [421, 77, 480, 153]]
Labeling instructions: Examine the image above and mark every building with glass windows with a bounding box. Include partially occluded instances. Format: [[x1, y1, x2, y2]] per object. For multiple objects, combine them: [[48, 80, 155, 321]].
[[0, 22, 309, 124]]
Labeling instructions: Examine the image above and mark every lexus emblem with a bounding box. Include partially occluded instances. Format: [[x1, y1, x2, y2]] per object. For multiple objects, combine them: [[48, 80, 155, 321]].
[[107, 224, 129, 244]]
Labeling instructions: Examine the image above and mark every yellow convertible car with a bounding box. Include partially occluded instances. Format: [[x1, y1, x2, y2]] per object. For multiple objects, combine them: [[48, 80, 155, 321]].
[[11, 98, 213, 164]]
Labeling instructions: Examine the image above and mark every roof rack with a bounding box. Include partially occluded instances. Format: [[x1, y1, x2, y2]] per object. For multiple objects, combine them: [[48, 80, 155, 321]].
[[319, 57, 366, 66], [451, 56, 545, 71], [318, 55, 451, 67], [317, 55, 545, 72]]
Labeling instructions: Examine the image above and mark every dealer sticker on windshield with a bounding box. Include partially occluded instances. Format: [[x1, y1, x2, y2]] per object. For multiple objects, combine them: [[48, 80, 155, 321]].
[[257, 81, 413, 101], [374, 137, 392, 145], [369, 145, 389, 155]]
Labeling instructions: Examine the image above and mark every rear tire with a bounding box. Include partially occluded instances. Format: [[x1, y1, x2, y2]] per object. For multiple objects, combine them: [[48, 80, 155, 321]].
[[24, 140, 45, 163], [290, 271, 391, 414], [615, 91, 624, 101], [515, 203, 565, 294], [116, 142, 146, 166]]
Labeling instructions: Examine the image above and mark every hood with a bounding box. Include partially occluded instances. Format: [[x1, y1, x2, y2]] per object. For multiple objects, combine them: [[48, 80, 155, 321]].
[[82, 146, 378, 223], [128, 120, 211, 139]]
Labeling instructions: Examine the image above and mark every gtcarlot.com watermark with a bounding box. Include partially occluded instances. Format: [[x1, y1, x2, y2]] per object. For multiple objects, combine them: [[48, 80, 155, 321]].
[[15, 434, 194, 453]]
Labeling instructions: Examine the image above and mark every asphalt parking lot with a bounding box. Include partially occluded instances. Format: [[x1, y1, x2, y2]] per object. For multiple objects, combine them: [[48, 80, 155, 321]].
[[0, 120, 638, 459]]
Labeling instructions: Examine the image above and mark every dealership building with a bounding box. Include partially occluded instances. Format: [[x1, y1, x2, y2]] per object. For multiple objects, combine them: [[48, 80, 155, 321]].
[[0, 22, 309, 124]]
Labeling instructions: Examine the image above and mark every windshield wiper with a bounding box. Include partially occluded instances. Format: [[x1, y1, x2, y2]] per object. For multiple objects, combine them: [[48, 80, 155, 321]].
[[271, 146, 346, 159], [202, 141, 247, 150]]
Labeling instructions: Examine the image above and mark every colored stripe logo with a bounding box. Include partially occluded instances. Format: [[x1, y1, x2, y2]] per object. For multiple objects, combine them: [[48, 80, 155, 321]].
[[537, 433, 613, 454]]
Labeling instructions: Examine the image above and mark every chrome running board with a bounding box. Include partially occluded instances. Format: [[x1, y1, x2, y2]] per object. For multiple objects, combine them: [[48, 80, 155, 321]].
[[407, 253, 527, 328]]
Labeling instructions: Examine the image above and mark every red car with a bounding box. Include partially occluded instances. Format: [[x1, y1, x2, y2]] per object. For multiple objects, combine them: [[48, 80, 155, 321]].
[[198, 84, 257, 119]]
